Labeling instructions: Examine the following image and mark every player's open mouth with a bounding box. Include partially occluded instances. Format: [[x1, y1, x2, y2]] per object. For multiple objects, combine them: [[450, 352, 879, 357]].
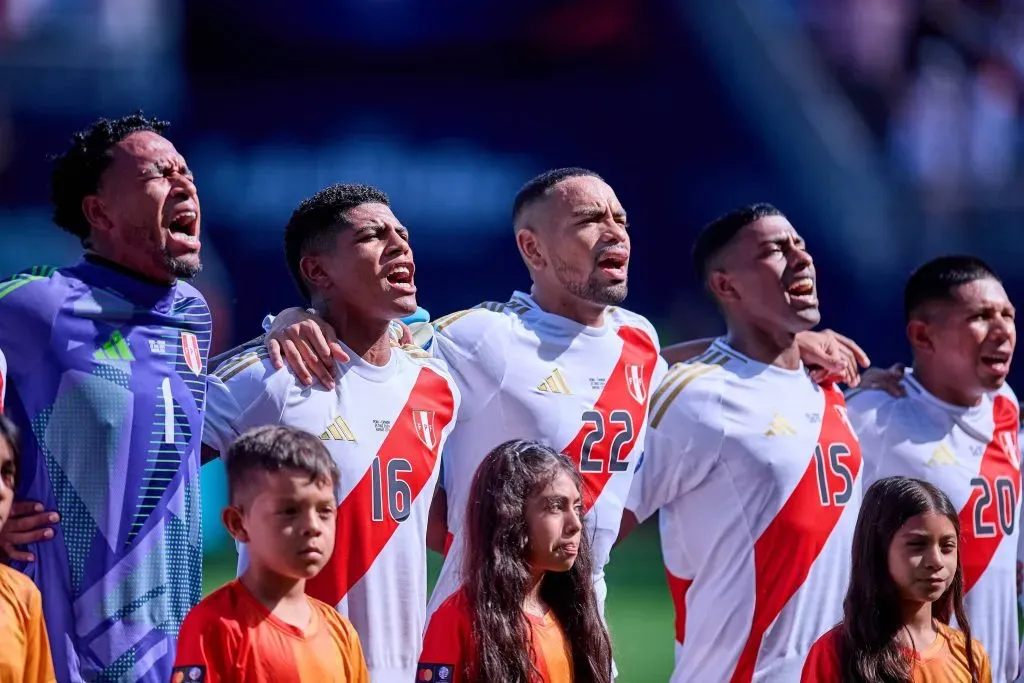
[[384, 261, 416, 294], [596, 250, 628, 281], [167, 210, 200, 250], [787, 278, 815, 296], [980, 351, 1011, 375]]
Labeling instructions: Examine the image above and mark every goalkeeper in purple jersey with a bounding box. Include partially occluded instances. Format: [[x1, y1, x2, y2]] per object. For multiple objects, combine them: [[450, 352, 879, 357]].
[[0, 113, 210, 683]]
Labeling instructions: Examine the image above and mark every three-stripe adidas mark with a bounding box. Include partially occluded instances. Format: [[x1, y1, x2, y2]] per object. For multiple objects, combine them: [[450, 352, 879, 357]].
[[321, 416, 357, 442], [537, 369, 571, 395], [94, 331, 135, 361]]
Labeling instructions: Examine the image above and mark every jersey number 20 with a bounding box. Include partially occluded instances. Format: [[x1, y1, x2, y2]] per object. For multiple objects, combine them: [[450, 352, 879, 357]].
[[971, 476, 1017, 538]]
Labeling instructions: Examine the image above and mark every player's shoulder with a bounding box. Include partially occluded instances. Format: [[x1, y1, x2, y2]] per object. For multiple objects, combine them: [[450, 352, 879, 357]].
[[210, 348, 276, 386], [844, 383, 906, 414], [649, 346, 738, 429], [396, 344, 458, 384], [606, 306, 660, 345], [995, 381, 1019, 409], [432, 295, 526, 339], [0, 265, 67, 309], [0, 563, 42, 608], [171, 280, 210, 308]]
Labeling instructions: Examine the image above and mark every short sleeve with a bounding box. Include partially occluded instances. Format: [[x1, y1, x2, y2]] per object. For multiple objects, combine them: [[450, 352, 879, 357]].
[[800, 629, 842, 682], [627, 374, 725, 523], [23, 582, 56, 683], [431, 310, 507, 422], [203, 354, 286, 455], [418, 596, 471, 683], [331, 615, 370, 683], [173, 608, 227, 683]]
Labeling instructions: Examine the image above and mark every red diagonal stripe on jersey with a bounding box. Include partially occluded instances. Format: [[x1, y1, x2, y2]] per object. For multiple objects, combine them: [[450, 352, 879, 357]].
[[562, 326, 658, 511], [959, 394, 1020, 594], [730, 385, 861, 683], [306, 368, 456, 607], [666, 568, 693, 646]]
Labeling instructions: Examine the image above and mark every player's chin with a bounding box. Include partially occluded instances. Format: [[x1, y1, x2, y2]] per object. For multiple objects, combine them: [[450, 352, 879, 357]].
[[384, 292, 418, 317], [165, 253, 203, 280]]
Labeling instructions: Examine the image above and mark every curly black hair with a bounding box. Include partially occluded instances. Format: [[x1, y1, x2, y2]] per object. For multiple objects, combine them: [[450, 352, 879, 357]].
[[283, 183, 391, 301], [50, 111, 170, 245]]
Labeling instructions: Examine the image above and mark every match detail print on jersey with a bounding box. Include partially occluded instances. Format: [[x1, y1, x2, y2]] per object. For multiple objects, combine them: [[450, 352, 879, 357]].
[[305, 368, 456, 607], [730, 386, 862, 683], [959, 394, 1020, 594], [562, 326, 658, 510]]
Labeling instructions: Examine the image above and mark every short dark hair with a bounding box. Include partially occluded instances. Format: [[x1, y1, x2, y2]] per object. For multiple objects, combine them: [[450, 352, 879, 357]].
[[225, 425, 340, 505], [511, 167, 604, 225], [691, 203, 783, 282], [903, 255, 1000, 321], [0, 414, 20, 489], [50, 112, 170, 246], [283, 183, 390, 301]]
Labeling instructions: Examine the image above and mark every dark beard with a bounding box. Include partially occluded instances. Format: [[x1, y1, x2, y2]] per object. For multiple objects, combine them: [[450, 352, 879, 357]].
[[552, 256, 628, 305], [164, 252, 202, 280]]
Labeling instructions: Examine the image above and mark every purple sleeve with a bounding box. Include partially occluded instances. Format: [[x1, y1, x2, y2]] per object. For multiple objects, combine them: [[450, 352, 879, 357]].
[[0, 272, 61, 381]]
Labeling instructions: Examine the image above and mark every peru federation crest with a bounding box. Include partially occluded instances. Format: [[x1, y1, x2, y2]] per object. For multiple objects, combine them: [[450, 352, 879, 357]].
[[625, 364, 646, 404], [180, 332, 202, 376], [412, 410, 437, 449]]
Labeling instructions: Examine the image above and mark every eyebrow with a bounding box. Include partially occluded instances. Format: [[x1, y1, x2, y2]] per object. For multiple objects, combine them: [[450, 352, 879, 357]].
[[572, 207, 627, 221]]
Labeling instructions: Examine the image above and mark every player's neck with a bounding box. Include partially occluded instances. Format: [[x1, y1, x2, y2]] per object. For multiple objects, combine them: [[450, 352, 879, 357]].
[[898, 599, 938, 652], [530, 285, 606, 327], [84, 250, 176, 287], [240, 566, 309, 624], [522, 568, 549, 618], [911, 361, 984, 407], [317, 300, 392, 367], [724, 323, 801, 370]]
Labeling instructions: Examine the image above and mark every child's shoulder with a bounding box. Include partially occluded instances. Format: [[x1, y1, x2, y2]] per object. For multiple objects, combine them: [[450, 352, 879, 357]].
[[938, 623, 989, 661], [308, 596, 358, 639], [180, 581, 249, 633], [0, 564, 41, 609]]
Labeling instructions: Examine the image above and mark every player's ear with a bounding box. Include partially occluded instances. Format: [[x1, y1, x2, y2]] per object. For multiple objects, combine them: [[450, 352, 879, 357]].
[[707, 269, 738, 303], [906, 318, 934, 354], [81, 195, 114, 236], [299, 254, 332, 295], [222, 505, 250, 544], [515, 228, 546, 271]]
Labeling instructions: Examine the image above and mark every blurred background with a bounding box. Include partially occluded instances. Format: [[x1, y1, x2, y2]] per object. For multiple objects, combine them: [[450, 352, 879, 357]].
[[4, 0, 1024, 678]]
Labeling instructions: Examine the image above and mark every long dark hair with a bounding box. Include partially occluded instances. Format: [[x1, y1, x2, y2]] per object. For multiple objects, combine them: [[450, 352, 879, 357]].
[[841, 476, 978, 682], [462, 439, 613, 683]]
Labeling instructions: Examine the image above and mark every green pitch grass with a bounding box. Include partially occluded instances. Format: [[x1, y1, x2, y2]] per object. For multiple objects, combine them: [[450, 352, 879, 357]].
[[201, 522, 674, 681]]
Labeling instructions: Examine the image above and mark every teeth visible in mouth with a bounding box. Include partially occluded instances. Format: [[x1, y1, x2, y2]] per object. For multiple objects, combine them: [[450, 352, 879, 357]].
[[387, 266, 412, 284], [789, 278, 814, 295]]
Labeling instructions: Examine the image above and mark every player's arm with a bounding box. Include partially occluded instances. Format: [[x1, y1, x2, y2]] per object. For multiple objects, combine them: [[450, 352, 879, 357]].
[[426, 485, 448, 556], [202, 355, 286, 464]]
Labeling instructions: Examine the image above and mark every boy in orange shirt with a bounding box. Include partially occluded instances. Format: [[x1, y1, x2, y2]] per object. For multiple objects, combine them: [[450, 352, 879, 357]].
[[173, 425, 368, 683], [0, 414, 57, 683]]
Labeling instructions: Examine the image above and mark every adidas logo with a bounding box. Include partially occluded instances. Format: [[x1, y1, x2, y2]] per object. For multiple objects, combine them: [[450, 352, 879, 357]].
[[320, 416, 357, 442], [94, 331, 135, 361], [764, 414, 796, 437], [928, 443, 957, 467], [537, 369, 571, 395]]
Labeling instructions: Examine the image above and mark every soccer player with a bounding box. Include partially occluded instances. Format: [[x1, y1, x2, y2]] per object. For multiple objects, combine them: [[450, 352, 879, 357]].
[[844, 256, 1019, 682], [267, 168, 668, 627], [622, 203, 862, 682], [202, 184, 460, 682], [174, 425, 369, 683], [0, 415, 57, 683], [1, 347, 7, 413], [0, 113, 209, 683]]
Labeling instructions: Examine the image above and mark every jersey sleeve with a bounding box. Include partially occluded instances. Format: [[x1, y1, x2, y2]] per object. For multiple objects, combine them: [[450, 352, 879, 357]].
[[418, 596, 472, 683], [203, 352, 288, 455], [329, 614, 370, 683], [799, 629, 842, 682], [430, 309, 509, 422], [22, 582, 57, 683], [0, 271, 62, 382], [0, 347, 7, 414], [626, 367, 725, 523], [173, 608, 230, 683]]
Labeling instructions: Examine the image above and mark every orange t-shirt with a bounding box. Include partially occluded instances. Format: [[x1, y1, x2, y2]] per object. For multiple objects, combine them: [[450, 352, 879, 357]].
[[172, 579, 369, 683], [417, 589, 572, 683], [0, 564, 56, 683], [801, 623, 993, 683]]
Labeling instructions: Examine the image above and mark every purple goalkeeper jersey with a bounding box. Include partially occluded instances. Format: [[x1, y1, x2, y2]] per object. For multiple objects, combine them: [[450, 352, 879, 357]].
[[0, 256, 211, 683]]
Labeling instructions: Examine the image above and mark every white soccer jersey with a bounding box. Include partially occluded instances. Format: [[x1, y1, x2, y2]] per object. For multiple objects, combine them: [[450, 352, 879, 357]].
[[203, 343, 460, 683], [627, 339, 862, 683], [0, 347, 6, 413], [425, 291, 666, 618], [847, 371, 1021, 683]]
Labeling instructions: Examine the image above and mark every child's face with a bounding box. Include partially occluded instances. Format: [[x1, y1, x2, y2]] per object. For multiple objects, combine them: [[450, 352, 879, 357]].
[[888, 511, 959, 604], [0, 439, 13, 531], [224, 469, 337, 581], [525, 470, 584, 574]]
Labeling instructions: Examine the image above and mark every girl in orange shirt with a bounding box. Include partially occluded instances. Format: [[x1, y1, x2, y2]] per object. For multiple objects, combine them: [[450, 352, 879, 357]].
[[418, 439, 613, 683], [802, 476, 991, 683]]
